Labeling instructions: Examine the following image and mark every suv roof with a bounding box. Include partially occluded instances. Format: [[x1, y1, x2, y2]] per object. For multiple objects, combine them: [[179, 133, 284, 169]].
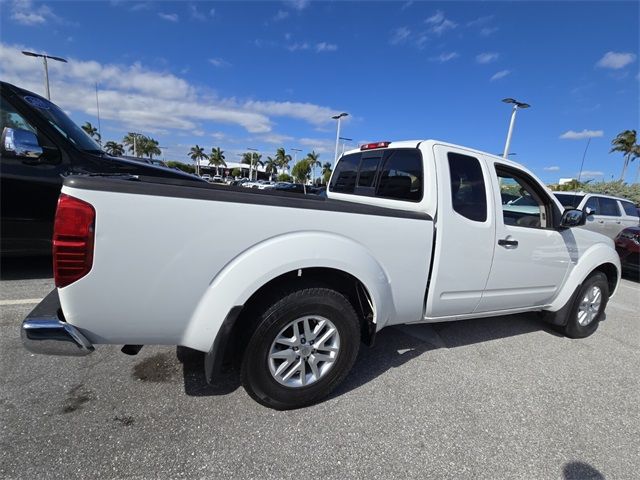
[[554, 191, 635, 203]]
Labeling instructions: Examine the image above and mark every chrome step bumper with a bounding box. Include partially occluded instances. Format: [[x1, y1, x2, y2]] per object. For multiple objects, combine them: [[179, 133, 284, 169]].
[[21, 290, 94, 356]]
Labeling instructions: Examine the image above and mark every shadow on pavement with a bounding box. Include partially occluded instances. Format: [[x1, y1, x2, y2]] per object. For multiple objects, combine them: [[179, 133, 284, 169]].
[[0, 256, 52, 281], [179, 312, 561, 400], [562, 461, 604, 480]]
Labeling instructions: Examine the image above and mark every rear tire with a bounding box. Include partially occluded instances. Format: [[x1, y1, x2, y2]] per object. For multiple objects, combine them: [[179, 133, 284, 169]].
[[562, 272, 609, 339], [241, 287, 360, 410]]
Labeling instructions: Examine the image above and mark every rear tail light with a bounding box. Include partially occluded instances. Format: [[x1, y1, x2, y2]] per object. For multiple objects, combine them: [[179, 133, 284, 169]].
[[361, 141, 390, 151], [53, 194, 95, 288]]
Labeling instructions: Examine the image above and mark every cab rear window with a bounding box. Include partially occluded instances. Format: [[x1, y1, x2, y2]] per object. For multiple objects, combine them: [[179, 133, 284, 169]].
[[330, 148, 423, 202]]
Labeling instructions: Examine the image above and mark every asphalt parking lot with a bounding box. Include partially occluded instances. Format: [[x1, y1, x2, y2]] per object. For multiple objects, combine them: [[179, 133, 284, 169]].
[[1, 257, 638, 479]]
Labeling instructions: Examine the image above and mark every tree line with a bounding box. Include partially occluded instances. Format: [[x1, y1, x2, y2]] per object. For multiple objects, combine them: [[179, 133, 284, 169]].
[[81, 120, 639, 186], [81, 121, 333, 184]]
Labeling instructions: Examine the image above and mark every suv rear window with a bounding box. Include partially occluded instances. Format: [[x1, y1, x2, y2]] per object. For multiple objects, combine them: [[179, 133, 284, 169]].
[[330, 148, 423, 201], [621, 200, 638, 216]]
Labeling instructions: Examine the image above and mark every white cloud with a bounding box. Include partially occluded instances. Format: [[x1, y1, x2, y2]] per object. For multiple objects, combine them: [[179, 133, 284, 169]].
[[10, 0, 60, 26], [580, 170, 604, 178], [425, 11, 445, 25], [189, 4, 207, 21], [158, 12, 178, 22], [401, 1, 414, 10], [476, 52, 499, 64], [596, 51, 637, 70], [559, 129, 604, 140], [466, 15, 494, 27], [0, 42, 340, 136], [259, 134, 295, 144], [208, 58, 230, 67], [490, 69, 511, 81], [243, 100, 340, 127], [480, 27, 499, 36], [390, 27, 411, 45], [425, 11, 456, 35], [544, 166, 560, 171], [316, 42, 337, 52], [431, 52, 459, 63], [286, 0, 310, 11], [273, 10, 289, 21], [287, 42, 310, 52]]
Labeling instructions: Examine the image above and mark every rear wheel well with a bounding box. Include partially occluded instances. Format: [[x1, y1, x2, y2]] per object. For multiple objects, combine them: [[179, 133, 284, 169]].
[[222, 267, 375, 370]]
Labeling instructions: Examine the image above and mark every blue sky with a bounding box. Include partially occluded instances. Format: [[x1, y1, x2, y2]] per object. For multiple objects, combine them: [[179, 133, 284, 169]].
[[1, 0, 638, 182]]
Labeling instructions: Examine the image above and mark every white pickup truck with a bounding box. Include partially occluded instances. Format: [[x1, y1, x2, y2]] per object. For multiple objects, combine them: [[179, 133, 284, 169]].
[[22, 140, 621, 409]]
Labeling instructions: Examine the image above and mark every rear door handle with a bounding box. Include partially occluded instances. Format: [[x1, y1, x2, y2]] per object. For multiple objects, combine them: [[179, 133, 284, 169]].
[[498, 238, 518, 248]]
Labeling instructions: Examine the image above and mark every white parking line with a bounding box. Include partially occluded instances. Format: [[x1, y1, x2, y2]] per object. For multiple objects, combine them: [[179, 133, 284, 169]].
[[0, 298, 42, 306]]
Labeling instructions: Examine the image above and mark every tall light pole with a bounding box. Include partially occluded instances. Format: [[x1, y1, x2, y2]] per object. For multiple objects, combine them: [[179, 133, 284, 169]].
[[22, 51, 68, 100], [291, 148, 301, 180], [501, 98, 530, 158], [332, 112, 349, 165], [247, 147, 258, 181]]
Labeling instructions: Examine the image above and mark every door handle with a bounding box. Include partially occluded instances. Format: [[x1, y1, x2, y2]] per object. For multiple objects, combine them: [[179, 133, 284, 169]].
[[498, 238, 518, 248], [597, 220, 605, 224]]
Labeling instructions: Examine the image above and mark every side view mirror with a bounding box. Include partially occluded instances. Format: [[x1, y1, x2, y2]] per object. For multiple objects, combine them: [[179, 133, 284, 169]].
[[560, 208, 587, 228], [1, 127, 43, 160], [584, 206, 596, 216]]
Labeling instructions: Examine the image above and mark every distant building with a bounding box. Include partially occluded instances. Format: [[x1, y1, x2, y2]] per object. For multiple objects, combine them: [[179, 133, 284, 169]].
[[558, 178, 576, 186]]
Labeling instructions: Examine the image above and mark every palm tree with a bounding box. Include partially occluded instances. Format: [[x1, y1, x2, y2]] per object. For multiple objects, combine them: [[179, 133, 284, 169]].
[[610, 130, 639, 181], [139, 137, 161, 159], [264, 156, 279, 181], [275, 147, 292, 177], [209, 147, 226, 175], [241, 152, 253, 179], [123, 132, 142, 157], [321, 162, 333, 185], [188, 145, 208, 176], [104, 141, 124, 156], [306, 150, 321, 185], [81, 121, 101, 144]]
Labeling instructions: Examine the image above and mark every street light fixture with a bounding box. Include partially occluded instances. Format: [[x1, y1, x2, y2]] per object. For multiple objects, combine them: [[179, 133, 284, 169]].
[[339, 137, 353, 156], [22, 51, 68, 100], [247, 147, 258, 181], [290, 148, 302, 178], [332, 112, 349, 165], [501, 98, 530, 158]]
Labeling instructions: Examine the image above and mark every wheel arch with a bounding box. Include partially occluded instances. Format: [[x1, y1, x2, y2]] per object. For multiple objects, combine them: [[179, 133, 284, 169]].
[[181, 231, 394, 354], [547, 242, 621, 313]]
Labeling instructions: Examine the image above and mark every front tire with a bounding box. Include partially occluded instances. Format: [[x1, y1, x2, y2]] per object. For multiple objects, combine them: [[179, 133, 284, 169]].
[[562, 272, 609, 339], [241, 287, 360, 410]]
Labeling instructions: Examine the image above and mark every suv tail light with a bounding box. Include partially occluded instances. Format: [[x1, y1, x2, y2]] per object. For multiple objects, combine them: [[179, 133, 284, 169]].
[[53, 194, 95, 288]]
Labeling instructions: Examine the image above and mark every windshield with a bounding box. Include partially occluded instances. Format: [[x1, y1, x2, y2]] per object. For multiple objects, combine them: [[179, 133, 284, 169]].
[[554, 193, 584, 209], [21, 95, 102, 153]]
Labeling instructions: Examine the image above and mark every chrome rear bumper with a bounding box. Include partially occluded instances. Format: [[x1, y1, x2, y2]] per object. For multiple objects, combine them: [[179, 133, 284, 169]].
[[21, 290, 94, 356]]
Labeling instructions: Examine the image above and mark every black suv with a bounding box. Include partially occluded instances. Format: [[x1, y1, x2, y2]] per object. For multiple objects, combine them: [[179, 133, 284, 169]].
[[0, 81, 203, 256]]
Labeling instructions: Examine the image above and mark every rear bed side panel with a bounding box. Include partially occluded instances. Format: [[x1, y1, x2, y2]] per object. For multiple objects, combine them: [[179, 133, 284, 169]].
[[57, 184, 433, 350]]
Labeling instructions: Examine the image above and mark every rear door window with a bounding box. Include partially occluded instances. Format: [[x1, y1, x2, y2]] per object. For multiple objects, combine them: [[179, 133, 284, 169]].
[[621, 200, 638, 216], [598, 197, 621, 216]]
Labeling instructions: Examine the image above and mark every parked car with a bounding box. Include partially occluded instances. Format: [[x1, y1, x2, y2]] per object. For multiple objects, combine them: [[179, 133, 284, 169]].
[[614, 226, 640, 277], [22, 139, 621, 409], [553, 192, 639, 239], [0, 81, 205, 256], [212, 175, 223, 183], [201, 174, 212, 182]]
